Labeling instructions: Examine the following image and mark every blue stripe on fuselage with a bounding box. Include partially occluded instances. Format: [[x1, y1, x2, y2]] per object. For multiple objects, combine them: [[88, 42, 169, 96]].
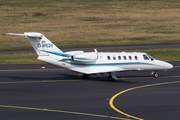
[[62, 61, 154, 67], [39, 50, 70, 57]]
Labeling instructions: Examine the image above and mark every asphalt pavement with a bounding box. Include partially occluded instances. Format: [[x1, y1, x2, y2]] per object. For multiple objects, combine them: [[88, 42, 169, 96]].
[[0, 62, 179, 120]]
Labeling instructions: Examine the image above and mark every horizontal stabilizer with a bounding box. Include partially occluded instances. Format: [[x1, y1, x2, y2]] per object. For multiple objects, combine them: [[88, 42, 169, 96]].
[[7, 33, 25, 36], [27, 34, 43, 38], [7, 33, 43, 38]]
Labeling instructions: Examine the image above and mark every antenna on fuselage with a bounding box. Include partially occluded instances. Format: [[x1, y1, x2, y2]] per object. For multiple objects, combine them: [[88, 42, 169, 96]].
[[94, 49, 98, 53]]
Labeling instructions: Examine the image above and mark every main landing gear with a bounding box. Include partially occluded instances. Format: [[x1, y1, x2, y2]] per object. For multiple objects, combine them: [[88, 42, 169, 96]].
[[108, 73, 118, 81], [83, 73, 118, 81], [152, 71, 159, 78], [108, 75, 114, 81], [83, 74, 90, 79]]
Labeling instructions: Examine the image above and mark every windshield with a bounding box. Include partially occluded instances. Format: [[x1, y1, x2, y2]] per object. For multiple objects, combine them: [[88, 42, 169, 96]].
[[146, 54, 154, 61]]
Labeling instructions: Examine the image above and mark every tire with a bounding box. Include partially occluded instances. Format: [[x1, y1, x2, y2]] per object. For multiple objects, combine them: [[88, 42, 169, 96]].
[[108, 75, 114, 81], [153, 72, 159, 78], [83, 74, 90, 79]]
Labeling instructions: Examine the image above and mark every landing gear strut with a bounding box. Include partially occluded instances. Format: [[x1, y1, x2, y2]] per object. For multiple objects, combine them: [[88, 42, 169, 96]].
[[152, 71, 159, 78]]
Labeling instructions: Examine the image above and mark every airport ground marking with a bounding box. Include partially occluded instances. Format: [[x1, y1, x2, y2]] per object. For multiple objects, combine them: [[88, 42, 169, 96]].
[[1, 76, 180, 119], [0, 68, 63, 72], [0, 105, 131, 120], [109, 80, 180, 120], [0, 79, 85, 84]]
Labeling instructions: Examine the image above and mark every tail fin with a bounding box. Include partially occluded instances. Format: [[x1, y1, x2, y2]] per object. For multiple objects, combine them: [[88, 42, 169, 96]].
[[7, 32, 63, 56]]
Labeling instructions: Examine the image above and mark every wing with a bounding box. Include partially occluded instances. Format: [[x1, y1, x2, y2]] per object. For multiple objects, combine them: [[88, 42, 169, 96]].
[[69, 66, 127, 74], [89, 66, 127, 74]]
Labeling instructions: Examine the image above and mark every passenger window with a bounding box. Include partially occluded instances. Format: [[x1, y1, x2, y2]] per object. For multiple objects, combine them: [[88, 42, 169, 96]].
[[113, 56, 116, 60], [118, 56, 121, 60], [107, 56, 111, 60], [123, 56, 126, 60], [143, 55, 149, 60], [129, 56, 132, 60], [135, 56, 138, 60]]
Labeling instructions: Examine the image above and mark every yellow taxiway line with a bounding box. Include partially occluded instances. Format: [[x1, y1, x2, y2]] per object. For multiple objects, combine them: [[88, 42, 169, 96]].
[[0, 79, 84, 84], [109, 80, 180, 120], [0, 105, 131, 120]]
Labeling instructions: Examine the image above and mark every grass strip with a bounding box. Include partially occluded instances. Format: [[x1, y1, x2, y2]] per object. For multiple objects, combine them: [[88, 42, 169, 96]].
[[0, 53, 44, 65], [1, 0, 180, 50]]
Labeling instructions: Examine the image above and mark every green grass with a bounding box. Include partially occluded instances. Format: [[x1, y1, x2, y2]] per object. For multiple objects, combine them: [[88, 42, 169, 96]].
[[1, 0, 180, 50], [0, 48, 179, 65], [0, 54, 44, 65]]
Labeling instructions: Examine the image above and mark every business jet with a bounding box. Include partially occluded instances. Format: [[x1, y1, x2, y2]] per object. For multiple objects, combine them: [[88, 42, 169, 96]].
[[7, 32, 173, 81]]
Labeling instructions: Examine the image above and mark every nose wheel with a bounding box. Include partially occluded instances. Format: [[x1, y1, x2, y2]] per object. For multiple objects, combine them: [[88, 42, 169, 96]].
[[152, 71, 159, 78]]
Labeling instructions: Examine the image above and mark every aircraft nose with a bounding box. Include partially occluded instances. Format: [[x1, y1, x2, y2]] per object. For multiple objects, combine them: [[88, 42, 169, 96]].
[[164, 62, 173, 69]]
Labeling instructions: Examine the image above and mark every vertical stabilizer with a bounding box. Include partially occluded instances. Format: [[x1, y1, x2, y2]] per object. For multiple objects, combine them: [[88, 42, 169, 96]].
[[24, 32, 63, 56]]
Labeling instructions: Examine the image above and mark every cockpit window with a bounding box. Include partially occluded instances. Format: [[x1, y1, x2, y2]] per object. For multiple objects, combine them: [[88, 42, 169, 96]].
[[146, 54, 154, 61], [143, 55, 149, 60]]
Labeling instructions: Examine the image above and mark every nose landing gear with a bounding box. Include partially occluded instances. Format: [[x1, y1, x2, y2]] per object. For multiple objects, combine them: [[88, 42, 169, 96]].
[[152, 71, 159, 78]]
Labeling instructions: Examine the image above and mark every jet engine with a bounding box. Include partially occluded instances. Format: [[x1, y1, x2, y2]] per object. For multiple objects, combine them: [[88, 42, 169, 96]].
[[71, 52, 98, 62]]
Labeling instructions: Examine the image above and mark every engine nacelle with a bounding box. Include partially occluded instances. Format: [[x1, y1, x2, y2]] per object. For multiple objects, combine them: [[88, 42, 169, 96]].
[[72, 52, 98, 62], [64, 51, 84, 56]]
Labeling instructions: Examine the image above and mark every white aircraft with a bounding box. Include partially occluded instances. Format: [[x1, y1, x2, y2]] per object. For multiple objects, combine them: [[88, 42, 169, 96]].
[[7, 32, 173, 81]]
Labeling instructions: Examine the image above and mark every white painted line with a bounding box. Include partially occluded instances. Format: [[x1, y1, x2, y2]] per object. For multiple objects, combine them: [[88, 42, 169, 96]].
[[174, 66, 180, 68], [0, 69, 64, 72]]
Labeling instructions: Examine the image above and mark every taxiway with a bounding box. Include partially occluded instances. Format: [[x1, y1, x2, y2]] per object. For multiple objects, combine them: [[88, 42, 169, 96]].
[[0, 62, 179, 120]]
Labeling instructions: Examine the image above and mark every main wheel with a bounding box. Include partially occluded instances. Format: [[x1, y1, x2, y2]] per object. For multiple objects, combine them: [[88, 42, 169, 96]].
[[153, 72, 159, 78], [108, 75, 114, 81], [83, 74, 90, 79]]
